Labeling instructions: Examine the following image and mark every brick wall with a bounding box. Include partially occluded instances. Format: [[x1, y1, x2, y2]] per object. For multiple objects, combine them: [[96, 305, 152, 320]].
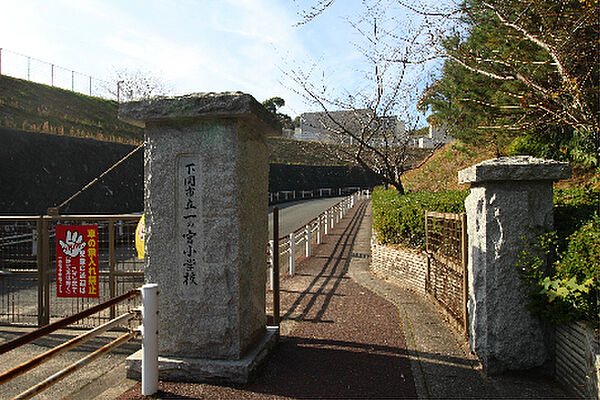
[[370, 235, 427, 295]]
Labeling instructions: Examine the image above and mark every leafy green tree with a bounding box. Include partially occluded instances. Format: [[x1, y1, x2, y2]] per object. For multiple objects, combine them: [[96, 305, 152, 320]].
[[262, 97, 294, 129], [419, 0, 599, 166]]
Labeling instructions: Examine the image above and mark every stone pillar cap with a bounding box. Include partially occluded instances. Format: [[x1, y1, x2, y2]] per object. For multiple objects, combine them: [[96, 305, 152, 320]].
[[458, 156, 571, 184], [118, 92, 281, 136]]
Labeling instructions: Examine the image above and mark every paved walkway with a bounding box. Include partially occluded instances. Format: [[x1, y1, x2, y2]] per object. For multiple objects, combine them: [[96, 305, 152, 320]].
[[116, 199, 572, 399]]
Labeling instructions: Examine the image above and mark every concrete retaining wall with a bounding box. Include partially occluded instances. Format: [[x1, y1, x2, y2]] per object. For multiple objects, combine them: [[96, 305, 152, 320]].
[[0, 127, 143, 215], [0, 128, 381, 215], [269, 163, 381, 192]]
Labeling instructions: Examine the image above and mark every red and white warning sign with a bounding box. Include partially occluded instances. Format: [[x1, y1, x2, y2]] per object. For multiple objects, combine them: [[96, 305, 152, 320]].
[[56, 225, 99, 298]]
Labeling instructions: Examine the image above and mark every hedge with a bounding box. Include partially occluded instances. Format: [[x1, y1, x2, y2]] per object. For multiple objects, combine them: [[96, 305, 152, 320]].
[[372, 187, 468, 249]]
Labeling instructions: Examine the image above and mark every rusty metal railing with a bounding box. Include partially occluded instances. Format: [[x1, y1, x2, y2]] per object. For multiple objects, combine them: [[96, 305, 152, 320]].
[[0, 289, 141, 399]]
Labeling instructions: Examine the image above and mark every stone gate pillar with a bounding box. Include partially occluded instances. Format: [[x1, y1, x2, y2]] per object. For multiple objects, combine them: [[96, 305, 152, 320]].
[[458, 156, 571, 374], [119, 92, 281, 383]]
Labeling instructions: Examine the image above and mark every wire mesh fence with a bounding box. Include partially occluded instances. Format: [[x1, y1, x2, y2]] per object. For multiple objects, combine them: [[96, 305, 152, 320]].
[[0, 48, 116, 100], [0, 215, 143, 328]]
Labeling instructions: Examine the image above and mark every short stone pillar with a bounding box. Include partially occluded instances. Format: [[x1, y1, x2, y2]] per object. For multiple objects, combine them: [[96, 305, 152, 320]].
[[458, 156, 571, 374], [119, 92, 281, 383]]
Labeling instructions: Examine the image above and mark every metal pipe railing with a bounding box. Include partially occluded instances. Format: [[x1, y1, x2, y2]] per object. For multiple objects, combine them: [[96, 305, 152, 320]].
[[0, 312, 135, 385], [13, 330, 138, 400], [267, 190, 367, 289], [0, 289, 140, 356], [1, 287, 145, 399]]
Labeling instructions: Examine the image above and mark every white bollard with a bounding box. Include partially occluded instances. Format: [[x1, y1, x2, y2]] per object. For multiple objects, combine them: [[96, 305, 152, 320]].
[[269, 240, 275, 291], [141, 283, 158, 396], [324, 211, 329, 235], [288, 233, 295, 276], [305, 224, 311, 257], [331, 208, 336, 229], [317, 217, 321, 244]]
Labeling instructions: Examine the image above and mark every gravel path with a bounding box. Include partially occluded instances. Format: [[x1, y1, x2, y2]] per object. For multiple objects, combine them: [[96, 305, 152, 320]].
[[116, 199, 417, 399]]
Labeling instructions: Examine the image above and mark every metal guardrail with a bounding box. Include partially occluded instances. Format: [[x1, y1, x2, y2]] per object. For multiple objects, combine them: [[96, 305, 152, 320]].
[[267, 190, 369, 289], [268, 187, 365, 205]]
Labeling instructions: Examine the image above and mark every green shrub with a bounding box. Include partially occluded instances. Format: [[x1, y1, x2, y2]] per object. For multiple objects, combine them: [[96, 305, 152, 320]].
[[556, 217, 600, 282], [372, 187, 468, 249], [553, 185, 599, 252], [519, 187, 599, 325]]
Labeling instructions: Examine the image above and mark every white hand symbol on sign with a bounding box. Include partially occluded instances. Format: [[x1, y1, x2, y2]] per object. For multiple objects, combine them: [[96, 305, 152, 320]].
[[59, 230, 87, 257]]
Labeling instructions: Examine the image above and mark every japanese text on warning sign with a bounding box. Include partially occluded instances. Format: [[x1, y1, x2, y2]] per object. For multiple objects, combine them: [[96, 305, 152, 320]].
[[56, 225, 99, 298]]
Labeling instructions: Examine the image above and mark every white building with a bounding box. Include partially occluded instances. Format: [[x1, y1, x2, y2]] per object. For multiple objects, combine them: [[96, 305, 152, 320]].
[[407, 124, 453, 148], [291, 110, 406, 146]]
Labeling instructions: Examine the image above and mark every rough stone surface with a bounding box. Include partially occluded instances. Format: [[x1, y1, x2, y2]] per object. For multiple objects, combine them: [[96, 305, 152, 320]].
[[464, 178, 560, 374], [126, 327, 279, 384], [458, 156, 571, 184], [119, 92, 281, 137], [120, 94, 273, 369]]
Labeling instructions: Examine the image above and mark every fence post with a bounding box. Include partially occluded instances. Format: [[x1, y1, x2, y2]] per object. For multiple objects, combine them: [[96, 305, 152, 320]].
[[40, 217, 50, 326], [331, 208, 335, 229], [288, 233, 295, 276], [141, 283, 158, 396], [272, 207, 280, 326], [268, 240, 274, 291], [36, 217, 44, 327], [324, 211, 329, 235], [461, 213, 468, 335], [316, 217, 321, 244], [425, 211, 430, 254], [108, 220, 116, 319], [305, 224, 311, 257]]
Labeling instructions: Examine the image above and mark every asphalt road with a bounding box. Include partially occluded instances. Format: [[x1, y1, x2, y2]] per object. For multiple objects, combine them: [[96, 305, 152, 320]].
[[268, 196, 344, 238]]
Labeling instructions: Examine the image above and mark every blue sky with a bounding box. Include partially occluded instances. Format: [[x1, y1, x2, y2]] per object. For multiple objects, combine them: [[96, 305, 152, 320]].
[[0, 0, 442, 118]]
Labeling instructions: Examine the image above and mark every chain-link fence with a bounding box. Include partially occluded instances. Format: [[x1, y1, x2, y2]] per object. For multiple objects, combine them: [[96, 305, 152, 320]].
[[0, 48, 116, 100]]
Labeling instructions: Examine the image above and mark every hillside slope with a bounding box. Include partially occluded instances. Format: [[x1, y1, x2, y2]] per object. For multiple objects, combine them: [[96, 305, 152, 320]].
[[402, 141, 598, 192], [0, 75, 432, 168], [0, 75, 142, 144]]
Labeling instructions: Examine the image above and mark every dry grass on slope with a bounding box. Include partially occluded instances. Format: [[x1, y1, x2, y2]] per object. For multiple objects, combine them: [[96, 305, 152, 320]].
[[401, 141, 496, 192], [402, 141, 598, 192]]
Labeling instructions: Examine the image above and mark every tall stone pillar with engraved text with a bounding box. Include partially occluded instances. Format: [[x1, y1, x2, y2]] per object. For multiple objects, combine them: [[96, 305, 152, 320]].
[[120, 92, 281, 383]]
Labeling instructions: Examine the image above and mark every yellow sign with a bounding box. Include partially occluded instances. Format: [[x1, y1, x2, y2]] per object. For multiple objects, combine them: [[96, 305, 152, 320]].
[[135, 214, 145, 259]]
